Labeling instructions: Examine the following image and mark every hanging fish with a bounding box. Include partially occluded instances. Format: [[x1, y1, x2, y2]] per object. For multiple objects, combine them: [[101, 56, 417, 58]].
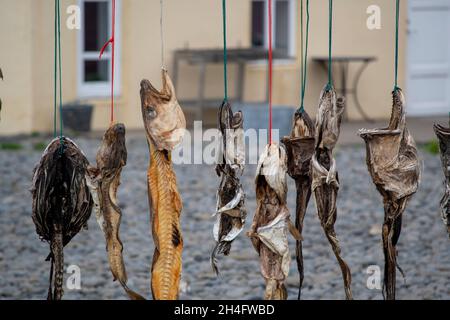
[[434, 123, 450, 236], [281, 109, 315, 299], [359, 88, 420, 300], [31, 137, 93, 300], [312, 86, 352, 300], [86, 123, 145, 300], [140, 69, 186, 300], [211, 100, 246, 275], [247, 144, 301, 300]]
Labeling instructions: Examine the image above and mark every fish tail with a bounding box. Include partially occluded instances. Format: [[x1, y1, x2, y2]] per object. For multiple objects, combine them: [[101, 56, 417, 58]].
[[210, 242, 221, 276], [50, 230, 64, 300], [119, 280, 146, 300]]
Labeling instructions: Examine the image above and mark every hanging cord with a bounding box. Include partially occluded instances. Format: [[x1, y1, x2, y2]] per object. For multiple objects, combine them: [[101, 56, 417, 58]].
[[99, 0, 116, 124], [298, 0, 310, 113], [300, 0, 304, 106], [268, 0, 273, 144], [222, 0, 228, 102], [160, 0, 166, 70], [326, 0, 333, 91], [54, 0, 63, 150], [394, 0, 400, 92]]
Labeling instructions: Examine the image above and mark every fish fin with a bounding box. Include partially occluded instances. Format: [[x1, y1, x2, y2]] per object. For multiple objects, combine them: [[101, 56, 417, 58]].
[[288, 220, 303, 241]]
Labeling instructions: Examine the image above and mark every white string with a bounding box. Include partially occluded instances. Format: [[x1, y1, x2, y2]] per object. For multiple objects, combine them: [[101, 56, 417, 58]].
[[160, 0, 165, 70]]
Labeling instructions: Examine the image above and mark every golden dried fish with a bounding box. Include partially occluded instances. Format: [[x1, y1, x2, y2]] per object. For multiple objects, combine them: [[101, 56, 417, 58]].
[[359, 88, 420, 300], [31, 137, 93, 300], [211, 100, 246, 275], [140, 69, 186, 300], [434, 123, 450, 236], [281, 109, 314, 299], [312, 86, 352, 300], [248, 144, 301, 300], [86, 123, 144, 300]]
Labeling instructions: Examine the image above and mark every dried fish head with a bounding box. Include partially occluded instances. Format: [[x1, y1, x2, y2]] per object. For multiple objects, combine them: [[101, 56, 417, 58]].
[[282, 110, 315, 179], [359, 89, 420, 200], [140, 69, 186, 151], [96, 123, 127, 173], [255, 144, 288, 203], [315, 86, 345, 151]]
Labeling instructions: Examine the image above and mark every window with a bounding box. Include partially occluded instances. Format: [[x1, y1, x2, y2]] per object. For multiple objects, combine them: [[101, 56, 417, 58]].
[[78, 0, 121, 98], [251, 0, 296, 58]]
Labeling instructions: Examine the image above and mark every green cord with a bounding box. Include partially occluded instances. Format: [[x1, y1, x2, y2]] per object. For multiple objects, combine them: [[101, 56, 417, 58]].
[[299, 0, 310, 113], [222, 0, 228, 102], [326, 0, 333, 91], [54, 0, 63, 152], [300, 0, 303, 104], [394, 0, 400, 92], [57, 0, 63, 141], [54, 0, 57, 138]]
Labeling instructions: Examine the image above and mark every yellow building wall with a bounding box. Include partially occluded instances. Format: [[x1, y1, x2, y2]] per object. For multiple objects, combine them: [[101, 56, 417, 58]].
[[0, 0, 407, 135]]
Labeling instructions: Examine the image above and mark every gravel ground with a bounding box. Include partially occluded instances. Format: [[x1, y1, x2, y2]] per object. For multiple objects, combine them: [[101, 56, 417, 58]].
[[0, 134, 449, 300]]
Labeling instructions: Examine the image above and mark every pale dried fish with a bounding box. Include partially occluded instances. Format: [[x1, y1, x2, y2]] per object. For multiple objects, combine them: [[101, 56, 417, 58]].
[[359, 88, 420, 300], [140, 70, 185, 300], [281, 109, 315, 299], [140, 69, 186, 151], [248, 144, 301, 300], [312, 86, 352, 300], [211, 100, 246, 275], [433, 123, 450, 236], [31, 137, 93, 300], [86, 123, 145, 300]]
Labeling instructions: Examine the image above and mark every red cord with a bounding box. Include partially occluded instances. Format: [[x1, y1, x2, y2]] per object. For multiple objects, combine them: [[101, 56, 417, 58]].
[[99, 0, 115, 124], [268, 0, 273, 145]]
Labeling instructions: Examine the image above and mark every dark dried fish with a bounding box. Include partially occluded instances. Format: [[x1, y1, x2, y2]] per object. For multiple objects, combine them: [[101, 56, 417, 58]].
[[281, 109, 314, 299], [86, 123, 144, 300], [211, 100, 246, 275], [359, 88, 420, 300], [312, 86, 352, 300], [248, 144, 301, 300], [434, 123, 450, 236], [31, 137, 93, 300], [140, 69, 186, 300]]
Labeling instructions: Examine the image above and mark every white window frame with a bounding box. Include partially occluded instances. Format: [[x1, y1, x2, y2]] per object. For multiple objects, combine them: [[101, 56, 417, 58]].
[[252, 0, 296, 58], [77, 0, 122, 98]]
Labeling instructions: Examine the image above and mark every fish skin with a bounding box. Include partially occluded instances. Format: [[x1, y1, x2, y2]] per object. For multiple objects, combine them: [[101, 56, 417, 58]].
[[312, 86, 353, 300], [359, 88, 420, 300], [31, 137, 93, 300], [211, 100, 246, 275], [86, 123, 145, 300], [148, 144, 183, 300], [281, 109, 315, 299], [140, 70, 185, 300], [433, 124, 450, 237]]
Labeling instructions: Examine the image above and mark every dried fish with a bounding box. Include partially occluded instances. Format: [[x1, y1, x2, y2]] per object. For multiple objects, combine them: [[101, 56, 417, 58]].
[[312, 86, 352, 300], [140, 69, 186, 300], [86, 123, 145, 300], [211, 100, 246, 275], [359, 88, 420, 300], [281, 109, 315, 299], [248, 144, 301, 300], [434, 123, 450, 236], [31, 137, 93, 300]]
